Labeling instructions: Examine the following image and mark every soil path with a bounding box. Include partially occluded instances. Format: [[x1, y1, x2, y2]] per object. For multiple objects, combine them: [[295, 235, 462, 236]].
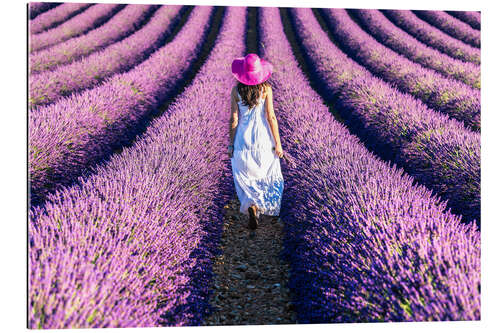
[[204, 196, 297, 325]]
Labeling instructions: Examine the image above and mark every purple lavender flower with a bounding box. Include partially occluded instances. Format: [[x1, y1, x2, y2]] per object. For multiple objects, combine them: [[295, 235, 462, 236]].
[[29, 6, 212, 205], [29, 5, 246, 328], [351, 9, 480, 89], [383, 10, 480, 65], [29, 5, 183, 107], [29, 2, 61, 20], [287, 7, 480, 225], [29, 3, 123, 52], [413, 10, 480, 48], [321, 8, 480, 130], [447, 11, 480, 30], [30, 3, 93, 34], [259, 6, 480, 323], [30, 4, 156, 74]]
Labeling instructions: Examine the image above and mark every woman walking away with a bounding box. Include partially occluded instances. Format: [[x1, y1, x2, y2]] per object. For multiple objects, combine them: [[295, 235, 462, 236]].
[[229, 53, 285, 230]]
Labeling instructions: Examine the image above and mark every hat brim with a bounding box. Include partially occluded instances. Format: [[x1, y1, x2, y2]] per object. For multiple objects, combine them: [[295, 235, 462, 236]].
[[231, 58, 273, 85]]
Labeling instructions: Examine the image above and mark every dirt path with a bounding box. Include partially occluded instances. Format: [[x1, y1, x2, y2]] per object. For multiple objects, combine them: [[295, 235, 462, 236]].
[[204, 196, 297, 326]]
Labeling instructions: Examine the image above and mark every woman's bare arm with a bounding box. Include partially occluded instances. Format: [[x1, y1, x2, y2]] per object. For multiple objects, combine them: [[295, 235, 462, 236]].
[[264, 86, 283, 153], [229, 86, 239, 147]]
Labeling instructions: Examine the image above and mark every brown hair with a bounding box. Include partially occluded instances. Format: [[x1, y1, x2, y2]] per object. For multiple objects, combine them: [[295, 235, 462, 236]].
[[236, 81, 271, 110]]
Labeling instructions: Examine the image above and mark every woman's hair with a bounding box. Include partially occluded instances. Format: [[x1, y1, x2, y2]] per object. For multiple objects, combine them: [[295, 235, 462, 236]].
[[237, 81, 271, 109]]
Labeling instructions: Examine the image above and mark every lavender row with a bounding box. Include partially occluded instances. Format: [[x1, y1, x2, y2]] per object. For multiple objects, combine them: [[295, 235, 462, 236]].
[[30, 4, 156, 74], [29, 5, 182, 109], [29, 6, 214, 205], [447, 11, 481, 30], [30, 3, 92, 34], [321, 9, 480, 130], [28, 6, 245, 328], [288, 8, 480, 225], [29, 2, 60, 20], [351, 9, 480, 89], [383, 10, 480, 65], [29, 3, 123, 53], [413, 10, 480, 48], [259, 7, 480, 323]]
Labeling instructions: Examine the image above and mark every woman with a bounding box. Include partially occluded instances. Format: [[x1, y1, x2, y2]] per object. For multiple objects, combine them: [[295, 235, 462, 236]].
[[229, 53, 285, 230]]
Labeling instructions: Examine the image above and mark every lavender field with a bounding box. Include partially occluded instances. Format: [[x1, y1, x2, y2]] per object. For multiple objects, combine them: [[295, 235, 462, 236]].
[[28, 2, 481, 328]]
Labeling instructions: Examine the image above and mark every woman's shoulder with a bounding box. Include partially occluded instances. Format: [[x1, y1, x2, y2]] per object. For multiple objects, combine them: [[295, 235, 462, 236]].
[[232, 86, 241, 101], [263, 84, 272, 98]]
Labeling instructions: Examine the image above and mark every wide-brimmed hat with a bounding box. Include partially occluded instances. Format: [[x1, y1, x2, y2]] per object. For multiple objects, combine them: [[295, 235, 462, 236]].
[[231, 53, 273, 85]]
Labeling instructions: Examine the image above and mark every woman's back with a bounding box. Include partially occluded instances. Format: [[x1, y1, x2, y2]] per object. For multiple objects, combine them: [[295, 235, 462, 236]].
[[234, 89, 274, 152]]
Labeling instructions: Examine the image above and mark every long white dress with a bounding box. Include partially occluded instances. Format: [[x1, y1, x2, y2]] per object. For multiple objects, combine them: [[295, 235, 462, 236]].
[[230, 90, 284, 217]]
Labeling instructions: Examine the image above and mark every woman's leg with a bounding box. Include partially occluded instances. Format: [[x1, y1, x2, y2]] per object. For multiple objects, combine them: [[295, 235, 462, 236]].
[[248, 204, 259, 230]]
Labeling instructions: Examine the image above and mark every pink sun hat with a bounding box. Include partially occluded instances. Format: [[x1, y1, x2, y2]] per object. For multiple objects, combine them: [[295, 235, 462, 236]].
[[231, 53, 273, 85]]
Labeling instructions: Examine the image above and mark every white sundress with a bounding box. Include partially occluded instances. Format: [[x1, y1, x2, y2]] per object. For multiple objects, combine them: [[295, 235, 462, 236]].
[[230, 89, 284, 217]]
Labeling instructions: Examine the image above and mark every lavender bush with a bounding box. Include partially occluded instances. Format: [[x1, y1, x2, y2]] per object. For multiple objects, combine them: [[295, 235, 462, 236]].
[[30, 4, 156, 74], [29, 2, 61, 20], [413, 10, 480, 48], [29, 5, 182, 108], [320, 9, 480, 130], [28, 5, 246, 328], [29, 5, 213, 205], [351, 9, 480, 89], [383, 10, 480, 65], [29, 3, 123, 53], [259, 6, 480, 323], [447, 11, 480, 30], [287, 7, 480, 225], [30, 3, 92, 34]]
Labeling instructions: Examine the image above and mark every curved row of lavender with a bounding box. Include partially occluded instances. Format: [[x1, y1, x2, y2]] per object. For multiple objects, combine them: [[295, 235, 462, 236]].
[[29, 5, 182, 108], [30, 3, 92, 34], [320, 9, 480, 131], [288, 8, 480, 225], [29, 2, 61, 20], [382, 10, 480, 65], [413, 10, 480, 48], [29, 6, 214, 205], [351, 9, 480, 89], [30, 4, 156, 74], [29, 3, 123, 53], [259, 7, 480, 323], [447, 10, 481, 30], [28, 6, 245, 328]]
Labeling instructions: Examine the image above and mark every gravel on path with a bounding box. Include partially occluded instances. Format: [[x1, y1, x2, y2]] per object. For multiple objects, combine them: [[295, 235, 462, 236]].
[[204, 196, 297, 326]]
